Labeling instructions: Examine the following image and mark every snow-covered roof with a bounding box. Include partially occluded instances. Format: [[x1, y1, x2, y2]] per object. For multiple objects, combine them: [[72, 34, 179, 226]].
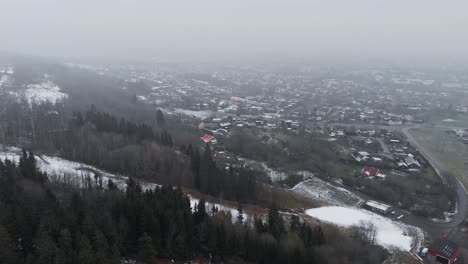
[[358, 151, 370, 156], [365, 200, 391, 212], [404, 157, 421, 167]]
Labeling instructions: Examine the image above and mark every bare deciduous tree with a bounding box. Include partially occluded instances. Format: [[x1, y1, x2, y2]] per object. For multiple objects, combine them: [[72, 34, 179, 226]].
[[350, 220, 377, 245]]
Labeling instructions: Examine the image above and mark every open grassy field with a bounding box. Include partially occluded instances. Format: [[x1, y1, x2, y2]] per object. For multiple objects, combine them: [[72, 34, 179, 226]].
[[409, 128, 468, 189], [425, 111, 468, 128]]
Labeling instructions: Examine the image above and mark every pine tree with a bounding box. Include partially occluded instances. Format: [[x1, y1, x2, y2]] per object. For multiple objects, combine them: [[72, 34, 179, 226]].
[[110, 241, 121, 264], [0, 225, 18, 264], [268, 204, 285, 239], [35, 230, 57, 264], [236, 203, 244, 224], [56, 229, 74, 264], [156, 109, 165, 127], [137, 232, 156, 264], [81, 215, 97, 244], [191, 147, 201, 189], [78, 235, 94, 264], [290, 215, 301, 233], [254, 217, 267, 233], [107, 179, 117, 190], [200, 144, 217, 194], [196, 200, 207, 222], [94, 230, 110, 264]]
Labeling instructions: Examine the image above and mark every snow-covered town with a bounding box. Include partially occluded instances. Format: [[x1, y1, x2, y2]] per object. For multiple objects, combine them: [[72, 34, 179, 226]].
[[1, 1, 468, 263]]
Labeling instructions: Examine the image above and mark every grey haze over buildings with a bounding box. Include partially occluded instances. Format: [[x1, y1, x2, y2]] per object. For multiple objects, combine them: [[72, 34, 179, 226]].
[[1, 0, 468, 61]]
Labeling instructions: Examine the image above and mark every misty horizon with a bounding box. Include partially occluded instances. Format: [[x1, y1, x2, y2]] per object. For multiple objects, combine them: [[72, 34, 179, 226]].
[[1, 0, 468, 63]]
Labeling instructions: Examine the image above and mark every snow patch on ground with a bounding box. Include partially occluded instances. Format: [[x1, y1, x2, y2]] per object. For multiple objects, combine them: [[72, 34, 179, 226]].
[[24, 81, 68, 105], [174, 108, 214, 120], [0, 66, 14, 74], [0, 75, 11, 88], [292, 178, 364, 206], [306, 206, 420, 251], [0, 146, 158, 191], [189, 197, 247, 223], [296, 171, 315, 179], [239, 158, 287, 182], [261, 162, 287, 182], [442, 119, 457, 122], [137, 95, 147, 101], [431, 205, 457, 223]]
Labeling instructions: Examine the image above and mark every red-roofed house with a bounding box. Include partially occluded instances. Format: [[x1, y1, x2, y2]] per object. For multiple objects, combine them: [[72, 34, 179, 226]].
[[361, 166, 380, 177], [201, 134, 215, 143], [426, 238, 460, 264]]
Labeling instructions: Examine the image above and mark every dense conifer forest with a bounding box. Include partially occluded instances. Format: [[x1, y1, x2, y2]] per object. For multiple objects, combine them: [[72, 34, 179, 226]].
[[0, 152, 387, 263]]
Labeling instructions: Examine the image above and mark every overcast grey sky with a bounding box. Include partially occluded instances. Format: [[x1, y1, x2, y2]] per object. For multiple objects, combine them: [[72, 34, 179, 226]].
[[1, 0, 468, 61]]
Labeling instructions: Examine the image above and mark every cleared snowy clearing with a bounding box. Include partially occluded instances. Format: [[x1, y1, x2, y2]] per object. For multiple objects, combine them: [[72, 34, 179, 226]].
[[292, 178, 364, 206], [306, 206, 423, 251], [24, 81, 68, 105]]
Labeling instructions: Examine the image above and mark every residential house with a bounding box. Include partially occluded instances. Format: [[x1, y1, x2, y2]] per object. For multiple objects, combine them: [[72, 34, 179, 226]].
[[201, 134, 216, 144], [426, 238, 460, 264], [353, 151, 371, 162], [363, 200, 392, 215], [361, 166, 380, 177], [404, 156, 421, 168]]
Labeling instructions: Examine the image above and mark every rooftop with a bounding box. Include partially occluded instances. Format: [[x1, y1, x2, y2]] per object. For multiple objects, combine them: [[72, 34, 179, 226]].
[[365, 200, 392, 211], [428, 238, 459, 259]]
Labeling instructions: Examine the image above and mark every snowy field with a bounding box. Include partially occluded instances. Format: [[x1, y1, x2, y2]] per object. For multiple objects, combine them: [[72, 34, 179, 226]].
[[24, 81, 68, 105], [306, 206, 423, 251], [292, 178, 364, 206]]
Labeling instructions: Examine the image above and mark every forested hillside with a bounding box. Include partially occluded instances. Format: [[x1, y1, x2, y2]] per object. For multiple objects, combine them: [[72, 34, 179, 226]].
[[0, 153, 387, 264]]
